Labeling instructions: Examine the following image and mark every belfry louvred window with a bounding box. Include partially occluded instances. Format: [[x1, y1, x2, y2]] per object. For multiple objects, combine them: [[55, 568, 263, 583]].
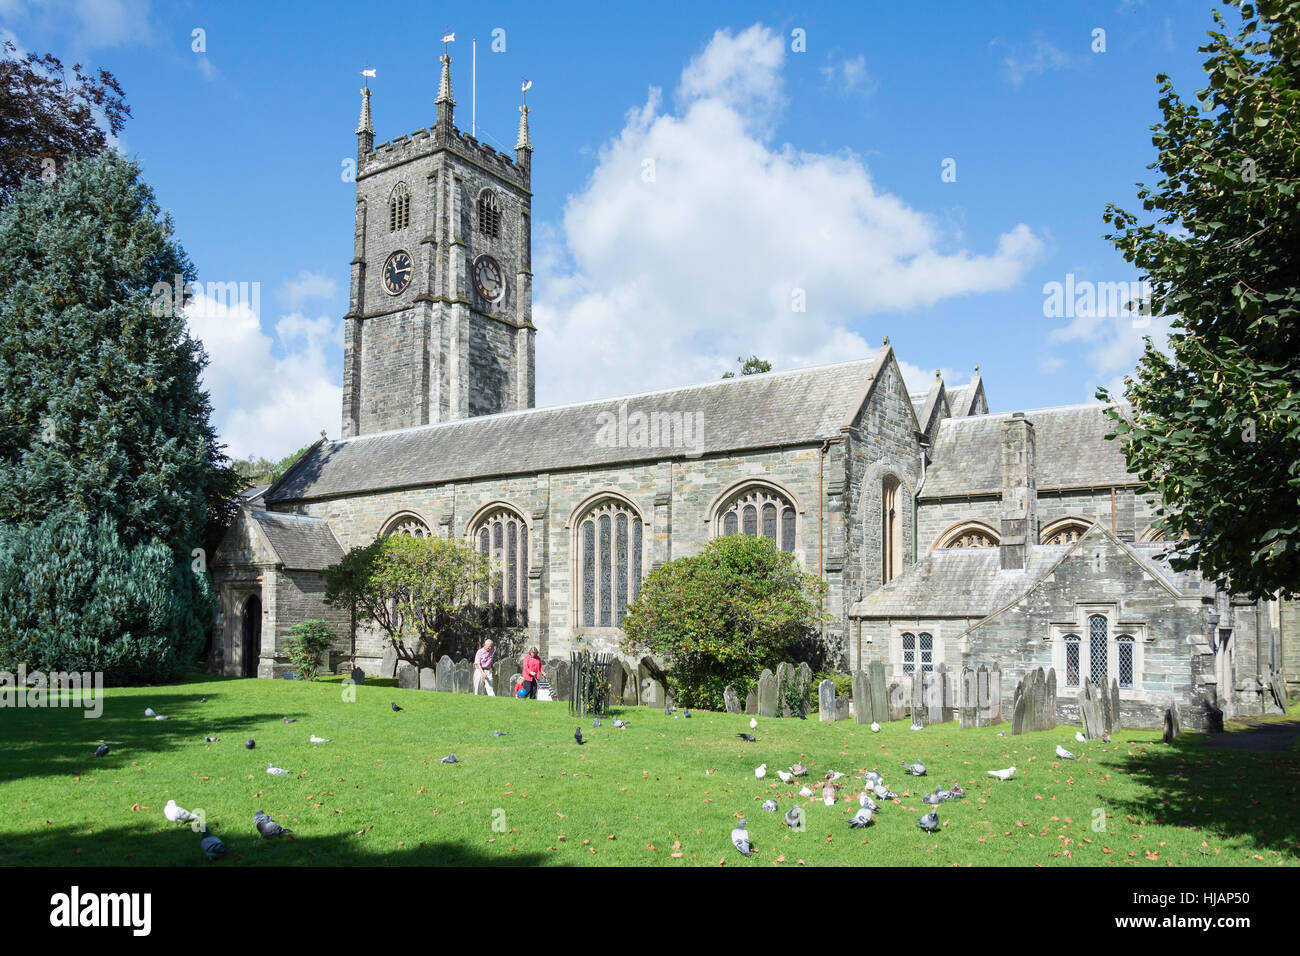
[[389, 182, 410, 232], [478, 190, 501, 237]]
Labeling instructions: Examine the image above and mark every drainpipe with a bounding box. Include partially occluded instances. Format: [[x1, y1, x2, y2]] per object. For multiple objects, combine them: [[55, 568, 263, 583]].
[[819, 439, 828, 645]]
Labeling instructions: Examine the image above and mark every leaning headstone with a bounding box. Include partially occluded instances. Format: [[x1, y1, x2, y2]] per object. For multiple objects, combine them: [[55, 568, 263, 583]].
[[975, 664, 990, 727], [796, 662, 813, 716], [1011, 682, 1028, 735], [757, 669, 778, 718], [776, 662, 794, 717], [924, 671, 943, 725], [938, 663, 955, 721], [419, 666, 436, 691], [1042, 668, 1058, 731], [1163, 701, 1181, 744], [744, 686, 758, 715], [548, 658, 572, 702], [397, 663, 418, 690], [869, 661, 888, 724], [381, 645, 398, 679], [910, 671, 924, 723], [349, 667, 365, 686], [818, 679, 836, 722], [887, 682, 905, 722], [852, 671, 872, 725], [1110, 678, 1122, 732], [990, 665, 1003, 723], [435, 656, 454, 693], [724, 685, 742, 714], [1079, 680, 1103, 740], [959, 667, 978, 728], [622, 665, 640, 706]]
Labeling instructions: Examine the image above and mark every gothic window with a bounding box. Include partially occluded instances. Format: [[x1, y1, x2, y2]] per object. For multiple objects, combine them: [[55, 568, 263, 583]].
[[470, 507, 528, 627], [1042, 519, 1092, 546], [478, 190, 502, 238], [714, 485, 797, 553], [1089, 615, 1109, 689], [576, 498, 644, 628], [1064, 635, 1080, 687], [389, 182, 411, 232], [382, 513, 430, 538], [902, 632, 916, 674], [938, 522, 999, 549], [1056, 611, 1144, 693], [882, 476, 902, 583], [1117, 635, 1134, 689], [919, 632, 934, 672]]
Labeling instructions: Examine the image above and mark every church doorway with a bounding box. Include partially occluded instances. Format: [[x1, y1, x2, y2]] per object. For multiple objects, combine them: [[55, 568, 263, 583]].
[[241, 595, 262, 678]]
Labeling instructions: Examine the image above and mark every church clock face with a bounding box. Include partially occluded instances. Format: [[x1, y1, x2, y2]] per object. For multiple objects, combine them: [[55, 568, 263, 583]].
[[382, 250, 413, 295], [473, 255, 504, 301]]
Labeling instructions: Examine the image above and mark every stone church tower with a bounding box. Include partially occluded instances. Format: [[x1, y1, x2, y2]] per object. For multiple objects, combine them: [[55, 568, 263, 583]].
[[342, 54, 535, 437]]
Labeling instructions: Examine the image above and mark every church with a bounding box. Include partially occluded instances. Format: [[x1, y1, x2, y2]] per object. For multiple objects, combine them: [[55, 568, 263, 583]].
[[209, 54, 1295, 730]]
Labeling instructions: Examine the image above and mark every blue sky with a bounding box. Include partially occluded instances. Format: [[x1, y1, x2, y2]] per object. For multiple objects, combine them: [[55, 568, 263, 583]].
[[0, 0, 1213, 459]]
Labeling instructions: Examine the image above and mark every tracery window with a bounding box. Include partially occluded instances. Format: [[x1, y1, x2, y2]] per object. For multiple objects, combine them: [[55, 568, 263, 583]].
[[1055, 610, 1145, 694], [389, 182, 411, 232], [477, 190, 502, 238], [382, 513, 430, 538], [715, 485, 796, 553], [471, 507, 528, 627], [938, 523, 999, 549], [576, 498, 643, 628], [1043, 520, 1092, 546]]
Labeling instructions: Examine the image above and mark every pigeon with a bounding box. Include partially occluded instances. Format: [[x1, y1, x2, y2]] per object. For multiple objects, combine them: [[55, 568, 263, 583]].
[[1055, 744, 1078, 760], [145, 708, 155, 717], [591, 719, 601, 728], [613, 719, 628, 729], [784, 807, 803, 828], [94, 743, 109, 757], [266, 763, 290, 775], [574, 727, 584, 745], [1075, 731, 1087, 744], [823, 784, 837, 807], [392, 703, 403, 712], [199, 698, 207, 703], [204, 736, 218, 743], [665, 702, 672, 716], [790, 763, 808, 777], [873, 782, 898, 800], [283, 717, 297, 724], [441, 754, 458, 764], [918, 810, 940, 832], [684, 709, 691, 718], [754, 763, 767, 779], [1101, 731, 1111, 743], [798, 786, 813, 798], [244, 738, 255, 749], [164, 800, 196, 824], [859, 791, 879, 811], [849, 806, 874, 828], [309, 734, 332, 744], [199, 827, 227, 861], [777, 770, 793, 784], [731, 819, 752, 856], [902, 759, 926, 776], [825, 771, 845, 782], [494, 730, 508, 737], [987, 766, 1016, 781], [923, 789, 945, 805], [737, 733, 757, 742], [154, 714, 170, 721], [997, 731, 1006, 737], [749, 717, 758, 729], [672, 714, 678, 720], [948, 783, 966, 799], [760, 799, 778, 813], [863, 770, 882, 787], [870, 722, 881, 733], [910, 720, 923, 731], [254, 809, 292, 838]]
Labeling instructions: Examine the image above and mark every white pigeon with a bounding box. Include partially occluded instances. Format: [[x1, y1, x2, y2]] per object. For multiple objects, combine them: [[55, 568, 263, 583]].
[[754, 763, 767, 780], [1075, 731, 1087, 744], [1055, 744, 1078, 760], [266, 763, 290, 775], [910, 720, 923, 731], [798, 786, 813, 798], [309, 734, 332, 744], [987, 766, 1017, 781], [870, 722, 881, 733], [731, 819, 752, 857], [749, 717, 758, 730], [823, 785, 837, 807], [777, 770, 793, 784], [144, 707, 155, 717], [164, 799, 196, 824]]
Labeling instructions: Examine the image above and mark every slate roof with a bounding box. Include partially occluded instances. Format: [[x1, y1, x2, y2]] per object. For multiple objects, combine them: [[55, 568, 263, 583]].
[[268, 350, 890, 502], [922, 403, 1136, 497], [248, 509, 344, 570]]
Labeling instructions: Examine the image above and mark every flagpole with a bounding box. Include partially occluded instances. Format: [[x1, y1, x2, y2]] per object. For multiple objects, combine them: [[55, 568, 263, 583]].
[[472, 38, 477, 138]]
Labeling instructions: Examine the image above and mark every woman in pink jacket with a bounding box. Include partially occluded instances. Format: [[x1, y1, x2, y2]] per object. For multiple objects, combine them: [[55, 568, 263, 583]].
[[520, 647, 545, 699]]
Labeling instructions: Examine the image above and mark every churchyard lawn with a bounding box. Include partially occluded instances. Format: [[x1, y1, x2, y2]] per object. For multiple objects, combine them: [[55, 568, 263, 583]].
[[1, 674, 1296, 867]]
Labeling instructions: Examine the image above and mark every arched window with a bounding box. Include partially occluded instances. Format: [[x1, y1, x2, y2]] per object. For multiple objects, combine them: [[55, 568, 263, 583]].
[[714, 484, 797, 553], [1064, 634, 1080, 687], [901, 632, 916, 674], [1042, 518, 1092, 546], [1117, 635, 1134, 689], [900, 632, 934, 674], [389, 182, 411, 232], [477, 190, 502, 238], [576, 498, 644, 628], [381, 513, 430, 538], [470, 506, 528, 627], [937, 521, 999, 550], [882, 476, 902, 584], [1089, 615, 1108, 689]]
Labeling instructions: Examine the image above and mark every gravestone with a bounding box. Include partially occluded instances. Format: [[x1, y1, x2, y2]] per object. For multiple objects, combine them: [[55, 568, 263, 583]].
[[724, 685, 741, 714], [818, 679, 836, 722], [397, 663, 418, 690], [744, 686, 758, 715], [776, 663, 793, 717], [959, 667, 978, 728], [757, 669, 778, 718], [869, 662, 888, 724], [547, 658, 571, 702], [975, 664, 990, 727], [1163, 701, 1181, 743], [924, 671, 943, 725], [887, 682, 905, 721], [453, 660, 472, 694], [622, 665, 640, 706], [909, 672, 924, 723], [796, 662, 813, 717], [419, 667, 436, 691], [1110, 678, 1122, 731], [349, 667, 365, 686], [1011, 689, 1028, 735], [852, 671, 872, 725], [436, 656, 455, 693], [1012, 668, 1052, 734], [1078, 680, 1103, 740], [1043, 668, 1058, 730], [989, 665, 1002, 723], [381, 645, 398, 679], [939, 663, 955, 719], [835, 696, 851, 720], [642, 668, 665, 709]]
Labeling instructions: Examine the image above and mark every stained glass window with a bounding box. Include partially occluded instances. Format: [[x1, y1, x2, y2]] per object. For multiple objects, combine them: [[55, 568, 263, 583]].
[[615, 514, 628, 623], [723, 512, 737, 535], [582, 520, 595, 627], [599, 515, 612, 626], [469, 507, 529, 627], [742, 504, 757, 536], [575, 499, 645, 628], [716, 486, 798, 553], [780, 507, 796, 552]]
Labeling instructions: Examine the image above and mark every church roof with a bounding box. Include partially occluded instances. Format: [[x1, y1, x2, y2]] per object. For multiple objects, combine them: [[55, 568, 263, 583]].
[[248, 509, 344, 570], [921, 403, 1135, 498], [268, 350, 890, 502]]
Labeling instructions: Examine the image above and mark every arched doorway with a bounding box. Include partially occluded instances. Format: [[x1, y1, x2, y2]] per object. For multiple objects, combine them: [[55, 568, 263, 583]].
[[241, 595, 262, 678]]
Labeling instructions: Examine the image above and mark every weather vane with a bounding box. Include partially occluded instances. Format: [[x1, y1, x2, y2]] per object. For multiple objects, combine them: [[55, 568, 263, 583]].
[[361, 63, 375, 88]]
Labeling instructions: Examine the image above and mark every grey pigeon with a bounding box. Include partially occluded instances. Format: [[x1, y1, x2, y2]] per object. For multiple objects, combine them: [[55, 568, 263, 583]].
[[902, 759, 926, 776], [997, 731, 1006, 737], [493, 730, 508, 737], [684, 709, 691, 718], [760, 799, 778, 813], [613, 718, 628, 729], [665, 702, 672, 716], [784, 807, 803, 828], [441, 754, 458, 763], [204, 736, 218, 743], [949, 783, 966, 799], [873, 782, 898, 800], [94, 743, 109, 757], [1056, 744, 1078, 760], [254, 809, 292, 838], [266, 763, 290, 775], [574, 727, 583, 745], [591, 719, 601, 728], [1101, 731, 1112, 743], [858, 791, 879, 811], [244, 738, 255, 749], [790, 763, 808, 777], [283, 717, 297, 724], [849, 806, 875, 828], [391, 702, 403, 712], [863, 770, 882, 787], [923, 790, 944, 805], [918, 810, 940, 832], [199, 827, 227, 861], [199, 698, 207, 703], [737, 733, 757, 742], [731, 819, 752, 856], [910, 720, 923, 731]]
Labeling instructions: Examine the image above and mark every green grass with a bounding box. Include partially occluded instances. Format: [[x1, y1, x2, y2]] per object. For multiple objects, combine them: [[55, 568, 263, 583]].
[[1, 673, 1297, 867]]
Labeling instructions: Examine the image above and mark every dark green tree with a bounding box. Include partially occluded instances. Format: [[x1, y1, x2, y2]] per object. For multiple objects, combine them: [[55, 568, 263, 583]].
[[619, 534, 827, 709], [1099, 0, 1300, 598], [721, 355, 773, 379]]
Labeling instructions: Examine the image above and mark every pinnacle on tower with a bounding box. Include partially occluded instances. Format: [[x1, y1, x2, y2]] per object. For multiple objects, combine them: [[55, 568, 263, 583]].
[[516, 104, 532, 151], [356, 86, 374, 136], [436, 53, 455, 126]]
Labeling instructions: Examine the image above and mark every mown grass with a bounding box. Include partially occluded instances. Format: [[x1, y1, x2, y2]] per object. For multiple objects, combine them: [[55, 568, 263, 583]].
[[1, 673, 1297, 867]]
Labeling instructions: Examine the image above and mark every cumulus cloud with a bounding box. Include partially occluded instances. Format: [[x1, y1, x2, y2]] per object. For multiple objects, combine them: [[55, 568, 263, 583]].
[[820, 54, 874, 95], [280, 270, 337, 311], [534, 23, 1041, 408], [1045, 300, 1174, 400], [2, 0, 153, 50], [994, 38, 1073, 87]]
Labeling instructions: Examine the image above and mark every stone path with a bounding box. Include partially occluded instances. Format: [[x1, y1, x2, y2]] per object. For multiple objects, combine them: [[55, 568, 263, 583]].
[[1205, 717, 1300, 753]]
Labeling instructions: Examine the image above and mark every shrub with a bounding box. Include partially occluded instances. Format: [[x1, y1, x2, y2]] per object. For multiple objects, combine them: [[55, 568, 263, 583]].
[[284, 620, 334, 682]]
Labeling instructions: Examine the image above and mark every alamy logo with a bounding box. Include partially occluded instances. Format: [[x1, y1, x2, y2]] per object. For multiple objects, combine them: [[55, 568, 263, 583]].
[[1042, 273, 1153, 325], [594, 402, 705, 459], [151, 274, 261, 320], [0, 664, 103, 718], [49, 886, 152, 936]]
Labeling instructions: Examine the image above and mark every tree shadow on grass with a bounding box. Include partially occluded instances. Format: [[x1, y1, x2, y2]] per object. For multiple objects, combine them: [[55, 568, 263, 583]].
[[1104, 733, 1300, 858]]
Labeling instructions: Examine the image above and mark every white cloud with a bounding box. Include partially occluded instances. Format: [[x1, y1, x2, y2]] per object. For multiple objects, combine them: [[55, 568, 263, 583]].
[[995, 38, 1072, 87], [1046, 309, 1174, 400], [3, 0, 153, 49], [280, 270, 337, 311], [182, 291, 341, 460], [534, 23, 1042, 408], [898, 359, 968, 397], [820, 54, 874, 95]]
